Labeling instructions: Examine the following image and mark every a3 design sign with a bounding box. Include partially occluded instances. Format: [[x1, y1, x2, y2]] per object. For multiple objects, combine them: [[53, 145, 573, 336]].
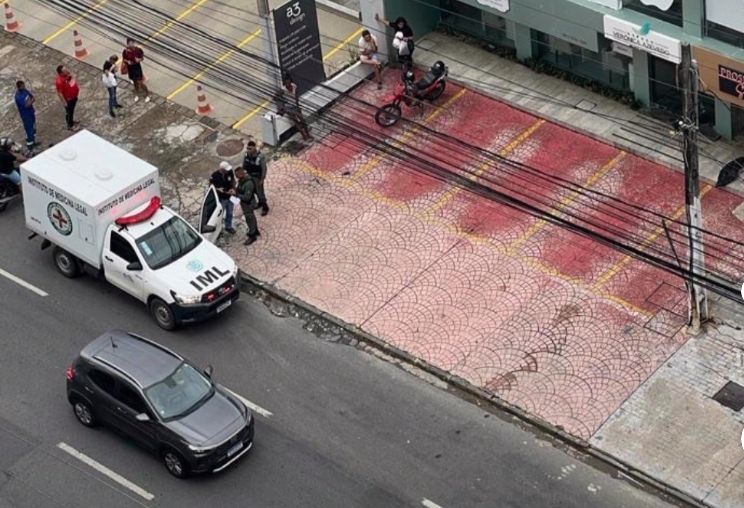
[[272, 0, 326, 96]]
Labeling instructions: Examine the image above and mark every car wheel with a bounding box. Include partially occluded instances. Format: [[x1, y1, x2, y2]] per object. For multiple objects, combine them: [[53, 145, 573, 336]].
[[53, 247, 81, 278], [73, 400, 96, 427], [162, 449, 189, 479], [149, 297, 176, 331]]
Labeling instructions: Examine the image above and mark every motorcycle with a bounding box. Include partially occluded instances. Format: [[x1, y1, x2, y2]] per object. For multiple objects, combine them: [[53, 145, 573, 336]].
[[375, 60, 448, 128], [0, 177, 21, 212]]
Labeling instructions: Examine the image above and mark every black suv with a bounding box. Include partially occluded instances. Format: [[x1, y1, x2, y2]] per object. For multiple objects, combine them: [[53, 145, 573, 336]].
[[66, 330, 254, 478]]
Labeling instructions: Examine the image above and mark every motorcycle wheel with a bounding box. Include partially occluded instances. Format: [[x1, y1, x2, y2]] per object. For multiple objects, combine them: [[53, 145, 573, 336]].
[[375, 104, 402, 127], [427, 81, 446, 101], [0, 183, 12, 212]]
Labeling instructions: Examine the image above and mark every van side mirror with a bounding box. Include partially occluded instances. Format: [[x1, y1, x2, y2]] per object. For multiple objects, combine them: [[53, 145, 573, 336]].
[[127, 261, 143, 271], [204, 364, 213, 378], [135, 413, 150, 422], [202, 225, 216, 233]]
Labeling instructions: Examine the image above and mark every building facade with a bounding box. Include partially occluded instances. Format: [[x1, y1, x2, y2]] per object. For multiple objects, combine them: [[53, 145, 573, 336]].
[[384, 0, 744, 140]]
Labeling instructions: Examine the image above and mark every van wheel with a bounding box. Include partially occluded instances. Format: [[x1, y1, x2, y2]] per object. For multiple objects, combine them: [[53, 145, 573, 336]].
[[162, 448, 189, 478], [53, 247, 81, 278], [149, 297, 176, 330], [72, 399, 96, 427]]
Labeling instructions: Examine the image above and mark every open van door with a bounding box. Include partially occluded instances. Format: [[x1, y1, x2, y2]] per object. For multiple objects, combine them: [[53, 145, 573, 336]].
[[199, 185, 224, 243]]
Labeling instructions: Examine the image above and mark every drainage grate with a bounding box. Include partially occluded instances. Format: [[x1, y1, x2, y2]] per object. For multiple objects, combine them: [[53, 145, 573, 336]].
[[712, 381, 744, 411]]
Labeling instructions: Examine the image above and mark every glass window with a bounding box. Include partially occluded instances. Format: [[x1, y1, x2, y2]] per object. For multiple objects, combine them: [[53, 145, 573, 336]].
[[88, 369, 117, 397], [144, 363, 213, 420], [110, 232, 138, 263], [200, 188, 217, 232], [118, 383, 148, 414], [135, 217, 202, 270], [625, 0, 683, 27], [705, 20, 744, 48]]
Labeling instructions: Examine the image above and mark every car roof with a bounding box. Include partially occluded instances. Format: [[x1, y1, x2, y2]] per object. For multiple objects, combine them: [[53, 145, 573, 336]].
[[81, 330, 183, 388]]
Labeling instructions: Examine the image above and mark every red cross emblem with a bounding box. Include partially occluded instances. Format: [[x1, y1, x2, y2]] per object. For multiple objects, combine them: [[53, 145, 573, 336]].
[[47, 202, 73, 236]]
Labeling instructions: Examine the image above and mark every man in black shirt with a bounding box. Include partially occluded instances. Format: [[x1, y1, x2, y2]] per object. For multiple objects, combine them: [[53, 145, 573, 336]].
[[0, 138, 25, 188], [209, 161, 236, 234], [242, 141, 269, 216]]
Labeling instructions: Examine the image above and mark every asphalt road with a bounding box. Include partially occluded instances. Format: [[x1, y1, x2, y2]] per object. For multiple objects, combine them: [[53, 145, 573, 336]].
[[0, 201, 681, 508]]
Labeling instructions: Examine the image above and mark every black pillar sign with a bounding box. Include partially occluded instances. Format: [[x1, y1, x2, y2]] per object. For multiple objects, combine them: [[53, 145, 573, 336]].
[[273, 0, 326, 96]]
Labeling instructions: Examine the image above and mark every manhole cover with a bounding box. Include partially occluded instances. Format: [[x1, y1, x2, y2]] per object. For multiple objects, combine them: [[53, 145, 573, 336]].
[[216, 138, 244, 157], [713, 381, 744, 411]]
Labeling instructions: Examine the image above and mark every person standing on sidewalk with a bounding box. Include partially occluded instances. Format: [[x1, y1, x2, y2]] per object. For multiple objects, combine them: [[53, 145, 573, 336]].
[[242, 140, 270, 216], [209, 161, 237, 234], [55, 65, 80, 131], [122, 37, 150, 103], [235, 166, 260, 246], [102, 60, 119, 118], [14, 81, 37, 150], [375, 13, 414, 70], [276, 73, 313, 142]]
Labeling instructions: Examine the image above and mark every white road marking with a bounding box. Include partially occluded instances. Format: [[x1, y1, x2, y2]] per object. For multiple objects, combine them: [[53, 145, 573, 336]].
[[56, 442, 155, 501], [222, 386, 273, 418], [0, 268, 48, 297], [422, 499, 445, 508]]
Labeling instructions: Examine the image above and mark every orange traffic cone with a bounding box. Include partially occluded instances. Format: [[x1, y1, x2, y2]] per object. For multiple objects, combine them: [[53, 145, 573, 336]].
[[195, 86, 213, 115], [73, 30, 88, 60], [4, 2, 21, 32]]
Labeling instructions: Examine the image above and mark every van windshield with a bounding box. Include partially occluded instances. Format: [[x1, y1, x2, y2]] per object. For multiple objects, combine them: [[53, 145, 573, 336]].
[[136, 216, 202, 270]]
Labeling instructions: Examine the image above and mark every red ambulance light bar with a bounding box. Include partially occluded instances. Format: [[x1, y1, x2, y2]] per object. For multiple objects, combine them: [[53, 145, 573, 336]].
[[115, 197, 162, 226]]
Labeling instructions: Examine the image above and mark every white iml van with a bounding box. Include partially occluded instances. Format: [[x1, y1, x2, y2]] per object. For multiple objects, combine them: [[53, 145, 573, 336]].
[[22, 130, 238, 330]]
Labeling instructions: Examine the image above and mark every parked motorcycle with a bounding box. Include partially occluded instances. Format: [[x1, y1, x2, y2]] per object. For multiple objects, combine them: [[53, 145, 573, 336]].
[[375, 61, 448, 128], [0, 177, 20, 212]]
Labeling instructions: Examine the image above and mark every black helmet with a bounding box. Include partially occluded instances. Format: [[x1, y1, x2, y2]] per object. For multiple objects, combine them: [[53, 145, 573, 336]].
[[432, 61, 446, 76]]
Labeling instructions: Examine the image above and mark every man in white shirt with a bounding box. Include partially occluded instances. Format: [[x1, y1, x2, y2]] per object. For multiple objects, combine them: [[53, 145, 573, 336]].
[[358, 29, 382, 89]]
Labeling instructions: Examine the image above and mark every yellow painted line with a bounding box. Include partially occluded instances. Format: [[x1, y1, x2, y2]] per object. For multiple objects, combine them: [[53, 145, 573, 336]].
[[233, 26, 366, 130], [146, 0, 209, 42], [167, 28, 262, 100], [350, 88, 468, 183], [593, 183, 714, 289], [291, 156, 652, 318], [506, 151, 626, 255], [42, 0, 109, 44], [323, 27, 364, 62], [427, 119, 545, 214]]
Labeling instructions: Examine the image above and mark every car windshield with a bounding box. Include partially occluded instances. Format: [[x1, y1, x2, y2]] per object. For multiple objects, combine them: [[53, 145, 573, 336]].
[[136, 216, 202, 270], [144, 363, 213, 420]]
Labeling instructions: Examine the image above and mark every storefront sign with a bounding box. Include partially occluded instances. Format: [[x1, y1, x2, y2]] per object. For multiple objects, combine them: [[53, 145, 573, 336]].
[[588, 0, 621, 9], [612, 41, 633, 57], [694, 46, 744, 108], [273, 0, 326, 95], [706, 0, 744, 34], [719, 64, 744, 99], [603, 15, 681, 64], [476, 0, 509, 12]]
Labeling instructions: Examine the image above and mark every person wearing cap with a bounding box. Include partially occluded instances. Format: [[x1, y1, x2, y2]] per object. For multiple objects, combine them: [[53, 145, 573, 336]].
[[235, 166, 260, 246], [209, 161, 237, 234]]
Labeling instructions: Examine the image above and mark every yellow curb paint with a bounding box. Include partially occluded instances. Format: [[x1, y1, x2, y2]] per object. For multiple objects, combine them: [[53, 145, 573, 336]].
[[593, 183, 714, 289], [323, 27, 364, 62], [42, 0, 109, 44], [167, 28, 262, 100], [426, 118, 545, 215], [146, 0, 210, 42], [505, 151, 626, 255]]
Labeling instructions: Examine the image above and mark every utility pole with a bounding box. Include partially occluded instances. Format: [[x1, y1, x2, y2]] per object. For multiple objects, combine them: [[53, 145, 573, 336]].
[[679, 43, 708, 330]]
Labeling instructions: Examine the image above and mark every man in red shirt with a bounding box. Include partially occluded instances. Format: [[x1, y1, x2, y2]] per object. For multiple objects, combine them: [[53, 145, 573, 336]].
[[55, 65, 80, 131]]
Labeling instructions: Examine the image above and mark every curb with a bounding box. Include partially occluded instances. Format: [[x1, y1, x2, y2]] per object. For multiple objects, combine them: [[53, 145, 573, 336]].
[[315, 0, 360, 21], [239, 272, 708, 508]]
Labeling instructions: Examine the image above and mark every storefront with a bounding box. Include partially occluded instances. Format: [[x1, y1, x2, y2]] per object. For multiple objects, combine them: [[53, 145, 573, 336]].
[[693, 45, 744, 139]]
